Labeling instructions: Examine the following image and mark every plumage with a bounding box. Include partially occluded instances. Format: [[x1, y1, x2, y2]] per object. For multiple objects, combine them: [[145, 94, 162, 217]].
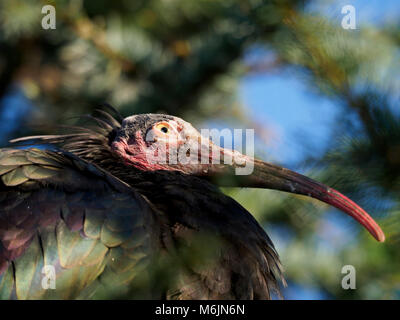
[[0, 147, 160, 299], [0, 107, 384, 300]]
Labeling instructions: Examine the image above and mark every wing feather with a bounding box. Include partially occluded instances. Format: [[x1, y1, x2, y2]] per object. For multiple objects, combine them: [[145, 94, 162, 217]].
[[0, 148, 160, 299]]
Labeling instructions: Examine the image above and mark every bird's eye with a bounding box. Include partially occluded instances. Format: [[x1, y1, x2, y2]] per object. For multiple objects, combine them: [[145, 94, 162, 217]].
[[154, 122, 172, 135]]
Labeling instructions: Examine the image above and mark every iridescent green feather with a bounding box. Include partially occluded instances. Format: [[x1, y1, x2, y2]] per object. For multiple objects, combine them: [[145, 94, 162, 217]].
[[0, 148, 158, 300]]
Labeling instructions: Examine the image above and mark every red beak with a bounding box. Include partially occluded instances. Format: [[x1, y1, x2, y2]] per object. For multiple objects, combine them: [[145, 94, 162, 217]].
[[202, 157, 385, 242]]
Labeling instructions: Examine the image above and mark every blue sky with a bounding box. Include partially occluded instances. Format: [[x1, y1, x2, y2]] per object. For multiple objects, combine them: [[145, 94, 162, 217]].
[[0, 85, 33, 145], [241, 69, 339, 164], [240, 0, 400, 165]]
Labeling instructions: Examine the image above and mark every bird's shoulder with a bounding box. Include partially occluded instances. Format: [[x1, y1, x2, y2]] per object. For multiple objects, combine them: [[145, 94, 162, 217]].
[[0, 147, 160, 299], [0, 148, 128, 191]]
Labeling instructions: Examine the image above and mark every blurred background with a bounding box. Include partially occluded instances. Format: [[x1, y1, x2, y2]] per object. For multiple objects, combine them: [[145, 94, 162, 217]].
[[0, 0, 399, 299]]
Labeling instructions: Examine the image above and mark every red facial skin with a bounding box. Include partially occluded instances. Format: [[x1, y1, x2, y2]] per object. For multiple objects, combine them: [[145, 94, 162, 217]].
[[112, 131, 169, 171], [111, 118, 385, 243]]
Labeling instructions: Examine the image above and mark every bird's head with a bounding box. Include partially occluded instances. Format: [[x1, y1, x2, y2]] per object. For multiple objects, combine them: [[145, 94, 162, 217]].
[[111, 113, 251, 174], [111, 113, 385, 243]]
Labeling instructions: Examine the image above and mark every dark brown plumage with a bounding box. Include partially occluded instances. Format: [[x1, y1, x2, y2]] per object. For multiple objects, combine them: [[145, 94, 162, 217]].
[[0, 106, 383, 299]]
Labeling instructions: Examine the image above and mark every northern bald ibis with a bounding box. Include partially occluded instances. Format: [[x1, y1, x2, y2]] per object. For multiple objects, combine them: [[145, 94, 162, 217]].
[[0, 107, 384, 299]]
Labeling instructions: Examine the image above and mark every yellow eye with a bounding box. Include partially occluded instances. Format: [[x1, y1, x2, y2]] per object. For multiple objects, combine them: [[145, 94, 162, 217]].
[[154, 122, 171, 134]]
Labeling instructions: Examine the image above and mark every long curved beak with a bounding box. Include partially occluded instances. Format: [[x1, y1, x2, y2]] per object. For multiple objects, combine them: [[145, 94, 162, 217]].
[[201, 154, 385, 242]]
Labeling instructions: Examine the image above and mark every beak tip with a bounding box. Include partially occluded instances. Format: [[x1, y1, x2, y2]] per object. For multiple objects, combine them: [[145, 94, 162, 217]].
[[377, 232, 385, 243]]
